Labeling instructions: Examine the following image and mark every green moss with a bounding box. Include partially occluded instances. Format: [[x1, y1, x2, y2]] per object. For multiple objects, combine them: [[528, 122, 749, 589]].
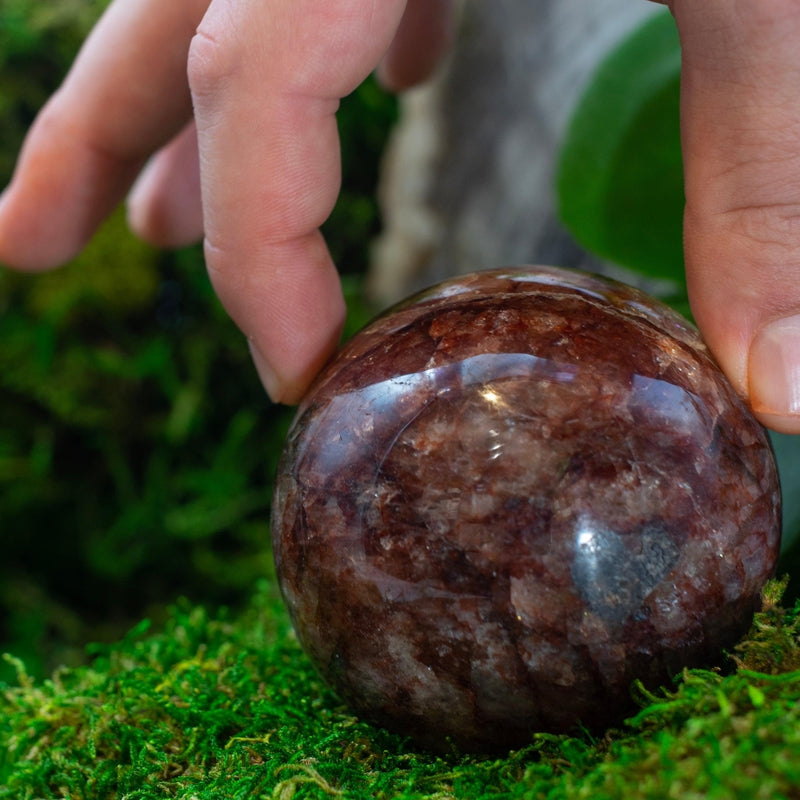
[[20, 210, 161, 323], [731, 576, 800, 674], [2, 579, 799, 799]]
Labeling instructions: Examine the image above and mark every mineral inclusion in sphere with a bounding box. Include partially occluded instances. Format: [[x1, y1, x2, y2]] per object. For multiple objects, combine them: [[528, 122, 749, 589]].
[[271, 267, 781, 752]]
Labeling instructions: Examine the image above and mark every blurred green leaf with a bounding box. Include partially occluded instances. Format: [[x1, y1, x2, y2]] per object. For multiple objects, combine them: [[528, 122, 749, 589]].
[[557, 10, 684, 286], [772, 431, 800, 554]]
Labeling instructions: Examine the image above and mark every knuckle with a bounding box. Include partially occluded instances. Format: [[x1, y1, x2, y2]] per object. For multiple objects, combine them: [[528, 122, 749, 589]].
[[202, 235, 231, 277], [187, 26, 236, 98], [203, 237, 245, 300]]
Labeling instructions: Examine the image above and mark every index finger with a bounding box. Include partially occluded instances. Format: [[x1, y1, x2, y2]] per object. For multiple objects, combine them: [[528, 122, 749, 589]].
[[189, 0, 409, 403]]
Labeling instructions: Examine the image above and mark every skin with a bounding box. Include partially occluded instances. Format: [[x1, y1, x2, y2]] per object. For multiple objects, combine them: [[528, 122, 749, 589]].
[[0, 0, 798, 434]]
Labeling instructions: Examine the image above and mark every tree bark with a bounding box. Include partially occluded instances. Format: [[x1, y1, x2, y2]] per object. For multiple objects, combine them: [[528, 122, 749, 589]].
[[369, 0, 661, 304]]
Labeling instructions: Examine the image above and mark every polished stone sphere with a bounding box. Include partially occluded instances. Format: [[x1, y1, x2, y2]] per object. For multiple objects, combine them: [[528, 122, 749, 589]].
[[271, 267, 781, 752]]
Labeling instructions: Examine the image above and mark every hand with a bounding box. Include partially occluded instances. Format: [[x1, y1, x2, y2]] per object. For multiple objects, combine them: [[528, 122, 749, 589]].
[[666, 0, 800, 434], [0, 0, 454, 403], [3, 1, 800, 436]]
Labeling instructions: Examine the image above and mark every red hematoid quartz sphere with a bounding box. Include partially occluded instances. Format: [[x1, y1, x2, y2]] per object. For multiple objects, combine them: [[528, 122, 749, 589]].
[[271, 267, 781, 752]]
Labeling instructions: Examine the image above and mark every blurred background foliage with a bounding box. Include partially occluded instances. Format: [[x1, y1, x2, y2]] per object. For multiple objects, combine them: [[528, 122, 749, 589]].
[[0, 0, 394, 680]]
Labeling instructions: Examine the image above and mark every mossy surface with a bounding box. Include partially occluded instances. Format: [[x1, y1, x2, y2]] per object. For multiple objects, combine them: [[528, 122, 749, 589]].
[[2, 579, 799, 799]]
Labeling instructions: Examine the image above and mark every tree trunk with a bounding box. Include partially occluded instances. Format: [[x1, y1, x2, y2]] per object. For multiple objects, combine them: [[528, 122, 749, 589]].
[[369, 0, 661, 304]]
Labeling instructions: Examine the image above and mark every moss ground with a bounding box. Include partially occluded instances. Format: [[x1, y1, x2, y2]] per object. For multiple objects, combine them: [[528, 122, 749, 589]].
[[3, 4, 800, 797], [2, 579, 799, 799]]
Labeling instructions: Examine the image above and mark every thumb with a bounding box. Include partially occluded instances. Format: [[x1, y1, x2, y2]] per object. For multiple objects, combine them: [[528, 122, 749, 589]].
[[674, 0, 800, 434]]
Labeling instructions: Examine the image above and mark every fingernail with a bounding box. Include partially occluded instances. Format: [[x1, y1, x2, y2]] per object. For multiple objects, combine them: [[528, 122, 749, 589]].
[[247, 339, 282, 403], [748, 314, 800, 416]]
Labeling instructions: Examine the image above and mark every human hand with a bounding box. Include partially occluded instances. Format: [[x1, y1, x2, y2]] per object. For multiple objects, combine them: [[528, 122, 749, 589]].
[[663, 0, 800, 434], [3, 1, 800, 438], [0, 0, 454, 403]]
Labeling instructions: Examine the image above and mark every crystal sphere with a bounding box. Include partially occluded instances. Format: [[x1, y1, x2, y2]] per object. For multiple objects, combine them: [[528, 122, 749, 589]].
[[271, 267, 781, 752]]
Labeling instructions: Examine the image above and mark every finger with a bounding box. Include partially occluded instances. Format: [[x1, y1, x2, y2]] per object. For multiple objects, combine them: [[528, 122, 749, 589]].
[[128, 121, 204, 248], [0, 0, 208, 271], [189, 0, 409, 403], [377, 0, 456, 92], [673, 0, 800, 433]]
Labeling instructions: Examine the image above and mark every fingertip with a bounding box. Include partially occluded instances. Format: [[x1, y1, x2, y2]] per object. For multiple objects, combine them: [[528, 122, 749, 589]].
[[751, 410, 800, 436], [249, 325, 341, 406], [685, 226, 800, 436], [126, 167, 157, 241], [747, 313, 800, 433], [0, 183, 80, 272], [378, 0, 455, 92], [247, 294, 345, 406], [127, 124, 203, 249], [127, 171, 178, 249], [207, 234, 346, 406]]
